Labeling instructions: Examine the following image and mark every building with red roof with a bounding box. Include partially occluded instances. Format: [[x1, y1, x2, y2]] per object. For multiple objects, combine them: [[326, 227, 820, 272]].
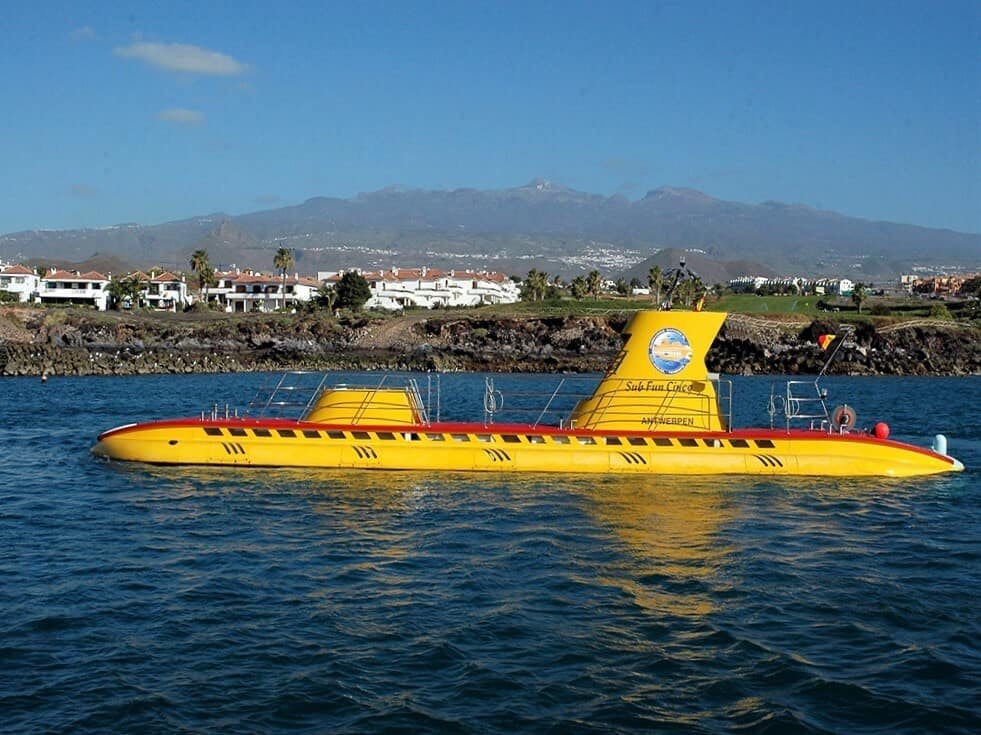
[[205, 268, 320, 312], [120, 270, 190, 311], [0, 264, 41, 303], [39, 268, 111, 310]]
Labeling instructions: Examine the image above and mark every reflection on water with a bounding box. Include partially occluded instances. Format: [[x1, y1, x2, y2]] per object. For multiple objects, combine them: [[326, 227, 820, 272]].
[[579, 476, 736, 617], [16, 373, 976, 734]]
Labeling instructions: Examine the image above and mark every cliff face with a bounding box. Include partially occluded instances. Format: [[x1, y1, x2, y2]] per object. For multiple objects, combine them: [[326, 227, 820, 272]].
[[0, 307, 978, 377]]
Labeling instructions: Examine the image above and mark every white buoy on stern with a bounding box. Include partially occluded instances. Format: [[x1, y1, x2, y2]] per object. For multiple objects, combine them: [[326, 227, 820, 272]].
[[932, 434, 948, 456]]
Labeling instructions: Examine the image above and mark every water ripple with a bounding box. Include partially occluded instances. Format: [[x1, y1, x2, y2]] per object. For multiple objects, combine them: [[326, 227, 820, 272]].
[[0, 375, 978, 733]]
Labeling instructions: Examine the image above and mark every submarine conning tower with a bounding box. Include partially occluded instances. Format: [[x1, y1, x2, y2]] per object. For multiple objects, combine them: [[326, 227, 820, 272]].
[[568, 310, 728, 433]]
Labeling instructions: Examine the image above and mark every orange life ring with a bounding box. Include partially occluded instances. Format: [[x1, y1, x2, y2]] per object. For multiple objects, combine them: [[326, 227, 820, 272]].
[[831, 404, 856, 430]]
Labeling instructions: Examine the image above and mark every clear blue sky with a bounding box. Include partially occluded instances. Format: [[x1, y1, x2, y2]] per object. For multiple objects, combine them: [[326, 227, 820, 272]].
[[2, 0, 978, 234]]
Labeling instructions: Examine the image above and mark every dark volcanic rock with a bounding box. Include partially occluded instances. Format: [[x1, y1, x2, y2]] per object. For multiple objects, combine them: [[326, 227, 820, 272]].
[[0, 306, 978, 377]]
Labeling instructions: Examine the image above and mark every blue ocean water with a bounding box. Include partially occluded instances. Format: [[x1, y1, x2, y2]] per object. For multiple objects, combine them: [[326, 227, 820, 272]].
[[1, 373, 979, 734]]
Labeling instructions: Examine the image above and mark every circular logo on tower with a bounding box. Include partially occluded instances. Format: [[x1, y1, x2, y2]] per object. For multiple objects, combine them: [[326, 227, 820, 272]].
[[648, 328, 692, 375]]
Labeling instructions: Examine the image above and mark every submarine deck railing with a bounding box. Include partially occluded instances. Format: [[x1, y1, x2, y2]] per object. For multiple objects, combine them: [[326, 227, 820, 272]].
[[769, 378, 833, 431], [483, 375, 733, 432], [242, 371, 735, 433], [245, 371, 437, 424], [246, 371, 334, 418]]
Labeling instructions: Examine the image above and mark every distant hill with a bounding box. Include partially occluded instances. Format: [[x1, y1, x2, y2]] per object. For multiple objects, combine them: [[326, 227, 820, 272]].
[[2, 180, 978, 280], [623, 249, 780, 289], [26, 252, 136, 278]]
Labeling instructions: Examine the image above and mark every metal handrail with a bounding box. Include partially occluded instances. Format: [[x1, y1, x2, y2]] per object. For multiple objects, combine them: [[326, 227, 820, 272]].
[[534, 377, 570, 427], [406, 378, 431, 425], [771, 378, 831, 430], [247, 371, 331, 418], [247, 371, 434, 422], [483, 375, 733, 431], [248, 370, 738, 432]]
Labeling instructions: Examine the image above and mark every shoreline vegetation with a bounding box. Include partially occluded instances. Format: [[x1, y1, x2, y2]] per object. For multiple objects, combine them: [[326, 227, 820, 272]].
[[1, 304, 978, 378]]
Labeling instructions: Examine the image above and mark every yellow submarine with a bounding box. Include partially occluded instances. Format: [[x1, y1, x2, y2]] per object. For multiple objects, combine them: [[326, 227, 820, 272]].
[[91, 309, 963, 477]]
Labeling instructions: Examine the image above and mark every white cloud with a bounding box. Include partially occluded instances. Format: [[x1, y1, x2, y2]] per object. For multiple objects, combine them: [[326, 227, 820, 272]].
[[115, 41, 249, 76], [70, 26, 96, 41], [157, 108, 205, 125]]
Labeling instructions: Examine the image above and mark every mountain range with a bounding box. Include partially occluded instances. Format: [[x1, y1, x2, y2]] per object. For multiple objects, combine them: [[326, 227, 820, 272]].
[[2, 180, 977, 282]]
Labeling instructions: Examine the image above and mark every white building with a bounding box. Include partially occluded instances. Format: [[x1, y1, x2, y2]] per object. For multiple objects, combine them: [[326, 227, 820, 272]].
[[0, 264, 41, 303], [320, 267, 520, 311], [812, 278, 854, 296], [146, 271, 190, 310], [728, 276, 769, 291], [122, 270, 191, 311], [39, 269, 110, 310], [728, 275, 854, 296], [208, 269, 320, 313]]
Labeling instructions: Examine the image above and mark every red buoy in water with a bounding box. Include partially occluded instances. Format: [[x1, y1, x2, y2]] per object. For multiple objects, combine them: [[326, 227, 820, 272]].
[[874, 422, 890, 440]]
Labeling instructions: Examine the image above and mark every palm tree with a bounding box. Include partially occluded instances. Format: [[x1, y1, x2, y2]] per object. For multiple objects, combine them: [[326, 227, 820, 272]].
[[676, 276, 706, 309], [851, 282, 868, 314], [528, 269, 550, 302], [678, 277, 694, 308], [106, 278, 128, 310], [520, 269, 547, 302], [106, 276, 145, 310], [648, 265, 664, 306], [570, 275, 587, 301], [189, 249, 212, 303], [586, 270, 603, 300], [273, 247, 294, 310], [126, 275, 146, 308]]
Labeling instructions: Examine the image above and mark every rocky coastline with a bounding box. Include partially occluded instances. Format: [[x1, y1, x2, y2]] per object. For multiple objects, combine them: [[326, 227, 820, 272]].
[[0, 306, 978, 378]]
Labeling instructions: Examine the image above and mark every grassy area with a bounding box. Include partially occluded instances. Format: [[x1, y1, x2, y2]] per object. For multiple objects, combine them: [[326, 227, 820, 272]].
[[420, 294, 976, 323], [5, 292, 976, 327], [706, 293, 978, 324], [706, 294, 825, 316], [470, 297, 647, 317]]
